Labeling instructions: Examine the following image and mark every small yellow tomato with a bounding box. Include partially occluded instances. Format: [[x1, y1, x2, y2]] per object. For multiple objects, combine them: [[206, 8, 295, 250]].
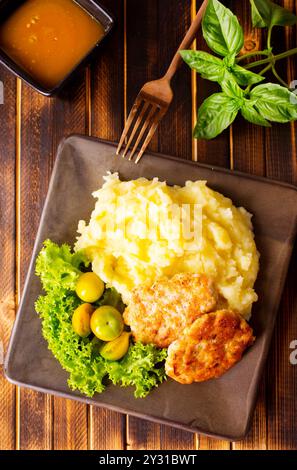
[[100, 332, 131, 361], [76, 272, 104, 303], [72, 303, 94, 337], [90, 306, 124, 341]]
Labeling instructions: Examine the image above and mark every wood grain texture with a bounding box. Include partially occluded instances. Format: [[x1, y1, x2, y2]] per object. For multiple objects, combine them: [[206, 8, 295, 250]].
[[90, 408, 125, 450], [198, 435, 231, 450], [19, 82, 54, 450], [53, 398, 88, 450], [127, 420, 194, 450], [0, 67, 16, 450], [125, 0, 159, 152], [265, 0, 297, 450], [89, 0, 126, 450], [266, 245, 297, 449], [193, 2, 230, 167], [125, 0, 193, 159], [91, 0, 125, 142], [157, 0, 193, 159]]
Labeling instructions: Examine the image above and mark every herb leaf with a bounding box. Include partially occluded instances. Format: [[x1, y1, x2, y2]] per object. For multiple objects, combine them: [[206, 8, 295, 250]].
[[250, 83, 297, 122], [220, 72, 244, 99], [241, 101, 271, 127], [202, 0, 244, 57], [231, 63, 265, 86], [250, 0, 297, 28], [180, 50, 225, 82], [194, 93, 240, 140], [180, 49, 264, 88], [250, 0, 267, 27]]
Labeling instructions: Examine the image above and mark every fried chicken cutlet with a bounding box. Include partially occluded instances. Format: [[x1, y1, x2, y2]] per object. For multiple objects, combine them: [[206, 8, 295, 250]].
[[165, 310, 255, 384], [123, 273, 218, 348]]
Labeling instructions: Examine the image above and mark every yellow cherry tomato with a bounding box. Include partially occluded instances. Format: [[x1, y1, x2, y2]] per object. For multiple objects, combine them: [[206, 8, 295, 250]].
[[76, 272, 104, 303], [100, 332, 131, 361], [90, 306, 124, 341], [72, 303, 94, 337]]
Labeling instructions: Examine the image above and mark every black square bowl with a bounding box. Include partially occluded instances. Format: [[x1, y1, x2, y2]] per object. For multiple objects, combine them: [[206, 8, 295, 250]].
[[0, 0, 114, 96]]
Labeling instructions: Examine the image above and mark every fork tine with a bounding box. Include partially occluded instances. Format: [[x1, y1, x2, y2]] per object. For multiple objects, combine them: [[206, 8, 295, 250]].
[[116, 97, 143, 155], [135, 112, 163, 164], [128, 105, 159, 161], [122, 101, 151, 158]]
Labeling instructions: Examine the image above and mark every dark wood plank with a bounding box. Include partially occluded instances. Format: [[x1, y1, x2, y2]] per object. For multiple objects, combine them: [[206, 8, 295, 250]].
[[127, 420, 194, 450], [53, 398, 88, 450], [0, 67, 16, 450], [198, 436, 230, 450], [265, 0, 296, 184], [193, 1, 230, 167], [266, 0, 297, 450], [125, 0, 195, 449], [229, 0, 267, 450], [90, 408, 125, 450], [19, 71, 89, 449], [126, 0, 193, 159], [91, 0, 125, 143], [157, 0, 193, 159], [230, 0, 265, 174], [266, 245, 297, 449], [19, 81, 54, 450], [125, 0, 158, 152], [90, 0, 126, 450]]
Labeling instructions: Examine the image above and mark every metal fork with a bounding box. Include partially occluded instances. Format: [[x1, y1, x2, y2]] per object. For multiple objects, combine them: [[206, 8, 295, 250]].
[[116, 0, 208, 164]]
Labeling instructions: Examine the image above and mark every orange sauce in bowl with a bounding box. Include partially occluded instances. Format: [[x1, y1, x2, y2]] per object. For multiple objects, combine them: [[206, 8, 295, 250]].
[[0, 0, 105, 89]]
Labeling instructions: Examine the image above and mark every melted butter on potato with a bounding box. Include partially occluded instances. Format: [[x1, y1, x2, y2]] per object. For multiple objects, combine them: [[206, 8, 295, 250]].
[[75, 174, 259, 319]]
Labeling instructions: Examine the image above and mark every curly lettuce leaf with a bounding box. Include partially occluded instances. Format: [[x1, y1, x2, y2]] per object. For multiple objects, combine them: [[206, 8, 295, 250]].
[[106, 343, 168, 398], [35, 240, 167, 398], [36, 239, 90, 292], [36, 292, 107, 396]]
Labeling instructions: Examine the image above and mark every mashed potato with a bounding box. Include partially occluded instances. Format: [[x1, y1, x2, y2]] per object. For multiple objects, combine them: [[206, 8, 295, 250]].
[[75, 173, 259, 318]]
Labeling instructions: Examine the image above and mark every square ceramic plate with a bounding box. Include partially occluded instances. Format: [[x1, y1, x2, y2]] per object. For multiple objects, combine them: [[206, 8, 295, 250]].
[[5, 135, 297, 441]]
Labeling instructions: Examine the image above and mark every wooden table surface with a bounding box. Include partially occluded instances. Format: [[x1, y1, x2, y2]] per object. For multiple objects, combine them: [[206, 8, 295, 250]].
[[0, 0, 296, 451]]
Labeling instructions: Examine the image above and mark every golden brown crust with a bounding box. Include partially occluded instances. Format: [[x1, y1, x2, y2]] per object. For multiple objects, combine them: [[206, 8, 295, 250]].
[[165, 310, 255, 384], [123, 273, 218, 348]]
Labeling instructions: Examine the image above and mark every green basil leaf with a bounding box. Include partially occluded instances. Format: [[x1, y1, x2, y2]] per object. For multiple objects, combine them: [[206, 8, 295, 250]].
[[250, 0, 297, 28], [230, 63, 265, 86], [271, 3, 297, 26], [250, 83, 297, 122], [241, 101, 271, 127], [220, 71, 244, 99], [223, 53, 236, 68], [202, 0, 244, 57], [180, 50, 225, 82], [250, 0, 266, 27], [194, 93, 240, 140]]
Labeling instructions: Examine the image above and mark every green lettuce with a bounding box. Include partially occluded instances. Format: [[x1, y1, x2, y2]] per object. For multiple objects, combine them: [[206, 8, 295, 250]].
[[36, 239, 90, 292], [35, 240, 167, 398]]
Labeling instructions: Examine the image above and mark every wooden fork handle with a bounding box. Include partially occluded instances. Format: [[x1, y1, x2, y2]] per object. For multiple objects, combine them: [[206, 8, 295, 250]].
[[164, 0, 208, 82]]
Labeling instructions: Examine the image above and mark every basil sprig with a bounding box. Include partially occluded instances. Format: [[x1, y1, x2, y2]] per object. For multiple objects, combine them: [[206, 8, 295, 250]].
[[181, 0, 297, 140], [202, 0, 244, 56], [250, 0, 297, 28]]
